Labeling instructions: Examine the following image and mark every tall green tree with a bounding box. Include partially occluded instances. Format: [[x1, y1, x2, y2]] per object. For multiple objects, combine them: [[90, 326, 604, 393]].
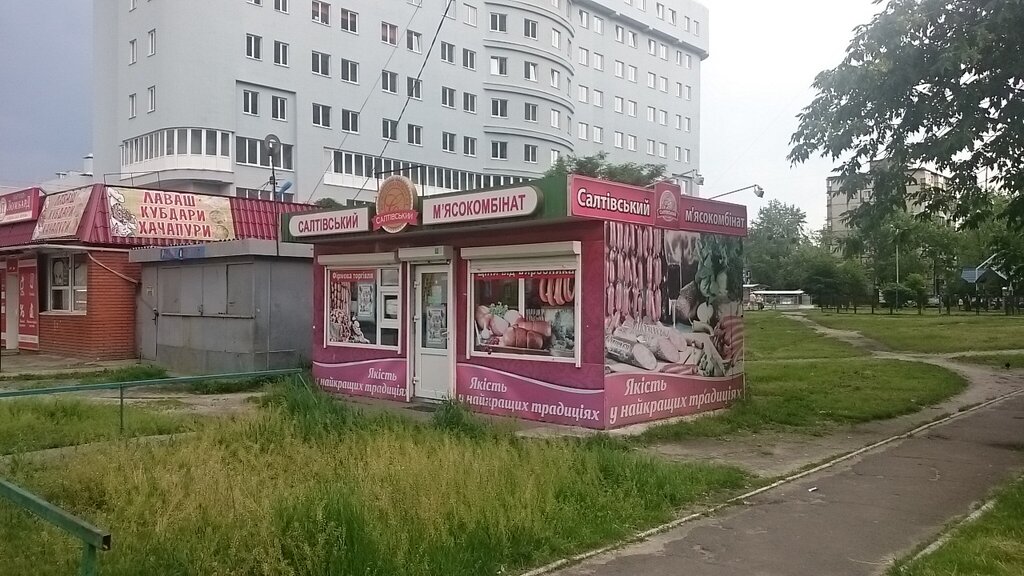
[[545, 152, 666, 187], [745, 200, 807, 288]]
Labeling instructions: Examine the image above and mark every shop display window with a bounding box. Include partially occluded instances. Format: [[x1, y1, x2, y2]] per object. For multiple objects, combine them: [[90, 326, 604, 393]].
[[471, 270, 577, 361], [325, 267, 400, 348], [45, 253, 88, 313]]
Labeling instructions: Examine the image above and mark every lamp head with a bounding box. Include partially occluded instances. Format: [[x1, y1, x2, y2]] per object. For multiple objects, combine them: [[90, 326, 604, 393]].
[[753, 185, 765, 198]]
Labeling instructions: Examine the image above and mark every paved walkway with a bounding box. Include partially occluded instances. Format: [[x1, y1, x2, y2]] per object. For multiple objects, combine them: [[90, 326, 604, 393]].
[[551, 315, 1024, 576]]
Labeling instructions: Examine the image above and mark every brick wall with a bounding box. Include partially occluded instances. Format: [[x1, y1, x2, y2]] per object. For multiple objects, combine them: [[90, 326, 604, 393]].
[[39, 251, 140, 360]]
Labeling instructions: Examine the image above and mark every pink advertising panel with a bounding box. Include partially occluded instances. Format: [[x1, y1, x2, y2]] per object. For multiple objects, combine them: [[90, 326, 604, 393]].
[[678, 196, 749, 237], [569, 175, 654, 227], [605, 374, 744, 428], [314, 358, 409, 401], [455, 364, 605, 429]]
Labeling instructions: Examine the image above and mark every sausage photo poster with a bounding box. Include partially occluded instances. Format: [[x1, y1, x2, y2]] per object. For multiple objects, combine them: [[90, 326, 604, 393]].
[[472, 271, 576, 359]]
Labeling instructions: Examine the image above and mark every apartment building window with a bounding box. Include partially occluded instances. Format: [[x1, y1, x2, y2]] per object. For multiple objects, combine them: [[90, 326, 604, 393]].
[[524, 144, 538, 163], [685, 148, 691, 162], [627, 66, 637, 82], [440, 42, 455, 63], [647, 72, 656, 88], [659, 44, 667, 59], [685, 85, 693, 100], [685, 16, 691, 31], [675, 82, 683, 98], [405, 77, 422, 99], [614, 131, 623, 148], [614, 60, 623, 78], [524, 61, 538, 81], [593, 126, 603, 143], [524, 102, 538, 122], [615, 25, 623, 42], [313, 103, 331, 127], [646, 139, 655, 155], [407, 124, 422, 145], [627, 31, 637, 48], [685, 116, 692, 132], [675, 50, 682, 66], [274, 41, 289, 66], [550, 149, 560, 166], [464, 4, 477, 25], [146, 85, 156, 112], [577, 122, 588, 140], [340, 9, 358, 33], [578, 47, 589, 66], [550, 69, 560, 88], [340, 58, 358, 83], [312, 51, 330, 76], [614, 96, 623, 113], [490, 98, 508, 118], [272, 96, 287, 120], [668, 8, 676, 24], [148, 29, 156, 55], [627, 100, 637, 116], [578, 9, 588, 28], [490, 56, 507, 76], [237, 136, 292, 169], [524, 18, 537, 39], [463, 92, 476, 112], [381, 70, 398, 93], [658, 109, 667, 125], [674, 146, 682, 162], [593, 16, 604, 33], [593, 89, 603, 107], [246, 34, 262, 59], [694, 20, 700, 36], [341, 109, 359, 133], [659, 76, 667, 92], [130, 0, 137, 10], [656, 2, 664, 18], [382, 119, 398, 141], [578, 85, 588, 103], [491, 141, 508, 160], [550, 109, 560, 128], [405, 30, 423, 53], [243, 90, 259, 115], [441, 86, 456, 108], [490, 12, 507, 32], [627, 134, 636, 151], [593, 53, 604, 70], [647, 39, 656, 55], [381, 22, 398, 45], [438, 132, 455, 152], [686, 54, 693, 69], [275, 0, 289, 13], [658, 142, 667, 158], [463, 48, 476, 69], [128, 39, 137, 64], [646, 106, 655, 122], [551, 29, 560, 49], [464, 136, 476, 156], [312, 1, 330, 25]]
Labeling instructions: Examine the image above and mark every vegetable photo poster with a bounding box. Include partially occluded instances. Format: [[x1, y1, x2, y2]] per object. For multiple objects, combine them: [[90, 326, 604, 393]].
[[603, 221, 744, 382]]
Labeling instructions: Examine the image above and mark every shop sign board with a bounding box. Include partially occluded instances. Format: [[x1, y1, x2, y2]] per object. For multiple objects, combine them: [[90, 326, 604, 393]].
[[107, 187, 235, 241], [568, 175, 748, 237], [0, 188, 41, 225], [422, 186, 541, 225], [289, 207, 371, 237], [373, 176, 419, 233], [18, 258, 38, 350], [314, 359, 408, 401], [32, 188, 91, 240]]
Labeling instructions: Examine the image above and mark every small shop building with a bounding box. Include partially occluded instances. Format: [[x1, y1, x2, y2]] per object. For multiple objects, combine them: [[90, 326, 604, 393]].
[[0, 184, 311, 361], [283, 174, 748, 429]]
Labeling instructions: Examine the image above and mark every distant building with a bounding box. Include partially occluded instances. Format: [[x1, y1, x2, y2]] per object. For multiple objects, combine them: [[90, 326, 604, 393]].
[[825, 166, 947, 241]]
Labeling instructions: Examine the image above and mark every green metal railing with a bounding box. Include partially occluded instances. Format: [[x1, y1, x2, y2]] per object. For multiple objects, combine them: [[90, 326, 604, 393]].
[[0, 479, 110, 576], [0, 368, 305, 574]]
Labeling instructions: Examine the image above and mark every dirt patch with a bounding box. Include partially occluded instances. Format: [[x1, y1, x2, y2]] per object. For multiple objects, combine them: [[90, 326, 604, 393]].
[[86, 390, 264, 417]]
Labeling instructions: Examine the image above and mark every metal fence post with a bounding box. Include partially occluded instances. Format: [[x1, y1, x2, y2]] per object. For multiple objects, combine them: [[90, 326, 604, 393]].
[[79, 544, 97, 576], [119, 383, 125, 436]]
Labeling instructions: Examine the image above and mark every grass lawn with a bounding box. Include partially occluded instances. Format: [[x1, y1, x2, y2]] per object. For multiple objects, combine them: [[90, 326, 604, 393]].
[[745, 312, 866, 360], [809, 312, 1024, 353], [952, 353, 1024, 369], [0, 385, 748, 576], [0, 398, 199, 455], [891, 475, 1024, 576], [0, 365, 169, 390], [639, 358, 966, 443]]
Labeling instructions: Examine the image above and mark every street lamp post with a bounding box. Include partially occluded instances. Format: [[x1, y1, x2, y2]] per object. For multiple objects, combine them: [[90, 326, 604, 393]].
[[708, 184, 765, 200]]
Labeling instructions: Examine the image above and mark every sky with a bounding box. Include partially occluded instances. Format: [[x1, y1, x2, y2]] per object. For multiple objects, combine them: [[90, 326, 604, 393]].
[[0, 0, 881, 228]]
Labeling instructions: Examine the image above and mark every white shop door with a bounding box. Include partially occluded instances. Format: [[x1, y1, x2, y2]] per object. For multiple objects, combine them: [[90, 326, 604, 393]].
[[413, 265, 451, 400]]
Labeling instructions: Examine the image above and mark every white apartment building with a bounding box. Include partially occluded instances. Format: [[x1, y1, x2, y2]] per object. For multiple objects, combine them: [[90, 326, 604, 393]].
[[826, 166, 948, 239], [94, 0, 708, 203]]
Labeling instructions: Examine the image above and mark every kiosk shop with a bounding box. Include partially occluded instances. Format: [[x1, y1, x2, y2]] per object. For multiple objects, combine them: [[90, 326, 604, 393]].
[[282, 174, 747, 429]]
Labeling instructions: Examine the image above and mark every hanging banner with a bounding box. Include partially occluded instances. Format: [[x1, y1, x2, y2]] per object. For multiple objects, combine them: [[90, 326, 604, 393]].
[[33, 188, 91, 240], [107, 187, 236, 241], [18, 259, 38, 350]]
